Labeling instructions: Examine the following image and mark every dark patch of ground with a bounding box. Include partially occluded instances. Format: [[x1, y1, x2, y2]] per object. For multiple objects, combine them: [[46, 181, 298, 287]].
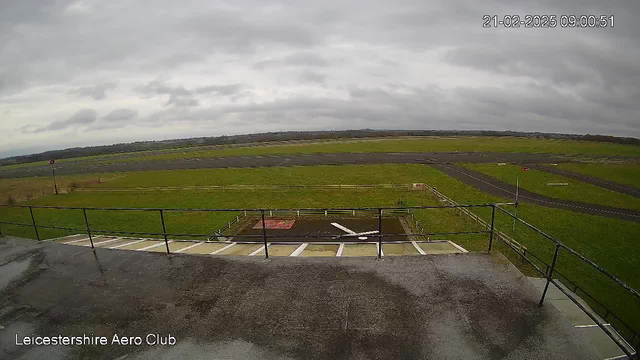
[[0, 236, 599, 360], [431, 163, 640, 223]]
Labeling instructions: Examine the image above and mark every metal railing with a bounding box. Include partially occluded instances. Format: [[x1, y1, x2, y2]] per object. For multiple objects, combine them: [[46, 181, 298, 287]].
[[73, 184, 413, 193], [494, 205, 638, 359], [0, 202, 637, 358]]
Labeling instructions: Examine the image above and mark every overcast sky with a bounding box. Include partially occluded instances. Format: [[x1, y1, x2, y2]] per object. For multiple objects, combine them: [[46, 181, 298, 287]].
[[1, 0, 639, 157]]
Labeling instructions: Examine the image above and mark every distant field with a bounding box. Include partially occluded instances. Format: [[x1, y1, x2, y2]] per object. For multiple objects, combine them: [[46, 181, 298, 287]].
[[96, 136, 640, 164], [0, 173, 122, 204], [556, 163, 640, 189], [1, 163, 638, 337], [464, 163, 640, 211], [3, 136, 640, 172]]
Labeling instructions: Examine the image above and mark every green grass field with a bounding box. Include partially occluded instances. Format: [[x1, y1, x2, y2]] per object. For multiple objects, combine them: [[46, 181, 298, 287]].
[[463, 163, 640, 211], [556, 163, 640, 189], [95, 136, 640, 164], [4, 136, 640, 171], [1, 163, 639, 339]]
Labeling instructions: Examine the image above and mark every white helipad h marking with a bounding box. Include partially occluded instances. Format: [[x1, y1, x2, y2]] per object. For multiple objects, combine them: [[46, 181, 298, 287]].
[[290, 243, 308, 257], [63, 236, 91, 244], [249, 244, 269, 256], [575, 324, 610, 328], [175, 242, 203, 253], [210, 243, 236, 255], [447, 241, 468, 253], [336, 243, 345, 257], [91, 237, 122, 247], [412, 241, 426, 255], [138, 240, 172, 251], [110, 239, 145, 249]]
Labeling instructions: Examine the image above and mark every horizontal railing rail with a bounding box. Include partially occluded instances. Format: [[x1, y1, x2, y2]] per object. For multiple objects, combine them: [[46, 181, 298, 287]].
[[73, 183, 414, 193]]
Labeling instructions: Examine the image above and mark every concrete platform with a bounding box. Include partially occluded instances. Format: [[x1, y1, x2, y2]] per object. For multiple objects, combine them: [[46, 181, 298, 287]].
[[528, 277, 635, 359], [0, 236, 601, 360]]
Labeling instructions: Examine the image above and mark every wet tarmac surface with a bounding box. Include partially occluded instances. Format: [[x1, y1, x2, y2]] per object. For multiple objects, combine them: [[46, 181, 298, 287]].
[[0, 236, 599, 360]]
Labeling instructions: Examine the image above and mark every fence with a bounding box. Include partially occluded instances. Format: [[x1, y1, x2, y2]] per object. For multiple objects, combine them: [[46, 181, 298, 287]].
[[415, 184, 638, 358], [73, 184, 413, 193], [0, 202, 637, 358]]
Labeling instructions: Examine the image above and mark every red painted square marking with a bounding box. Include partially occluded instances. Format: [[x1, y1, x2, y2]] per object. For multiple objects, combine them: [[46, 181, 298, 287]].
[[253, 219, 296, 230]]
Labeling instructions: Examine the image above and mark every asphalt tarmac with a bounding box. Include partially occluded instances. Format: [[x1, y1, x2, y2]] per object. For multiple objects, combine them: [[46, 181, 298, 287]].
[[0, 236, 600, 360]]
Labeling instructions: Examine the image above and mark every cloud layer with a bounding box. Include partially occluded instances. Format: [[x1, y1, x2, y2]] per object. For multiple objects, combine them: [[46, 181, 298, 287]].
[[1, 0, 639, 156]]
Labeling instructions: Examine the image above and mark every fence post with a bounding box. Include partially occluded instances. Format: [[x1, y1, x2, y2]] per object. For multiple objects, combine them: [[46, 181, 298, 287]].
[[159, 209, 170, 254], [377, 208, 382, 259], [28, 206, 40, 241], [82, 208, 94, 249], [488, 205, 496, 253], [261, 210, 269, 259], [539, 244, 561, 307]]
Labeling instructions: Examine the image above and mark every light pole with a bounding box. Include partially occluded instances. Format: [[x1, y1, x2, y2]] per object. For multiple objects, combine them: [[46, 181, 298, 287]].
[[49, 159, 58, 195]]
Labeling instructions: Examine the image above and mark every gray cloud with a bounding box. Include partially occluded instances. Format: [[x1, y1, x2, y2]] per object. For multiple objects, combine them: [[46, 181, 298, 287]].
[[253, 52, 330, 69], [68, 82, 117, 100], [31, 109, 98, 133], [2, 0, 640, 155]]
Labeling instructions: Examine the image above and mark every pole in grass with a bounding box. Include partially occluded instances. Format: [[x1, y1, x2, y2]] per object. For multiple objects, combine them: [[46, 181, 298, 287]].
[[512, 175, 519, 231], [49, 159, 58, 195], [261, 210, 269, 259], [159, 209, 170, 254], [539, 243, 561, 307], [488, 205, 496, 253], [377, 208, 382, 259], [29, 206, 40, 241], [82, 208, 95, 249]]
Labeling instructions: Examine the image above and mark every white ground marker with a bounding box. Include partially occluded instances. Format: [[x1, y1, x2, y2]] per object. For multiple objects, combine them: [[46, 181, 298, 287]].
[[290, 243, 309, 257], [210, 243, 236, 255], [249, 244, 269, 256], [336, 243, 345, 257], [447, 241, 469, 253], [175, 242, 204, 253], [109, 239, 146, 249], [90, 237, 123, 247], [412, 241, 427, 255], [137, 240, 172, 251], [63, 237, 91, 245]]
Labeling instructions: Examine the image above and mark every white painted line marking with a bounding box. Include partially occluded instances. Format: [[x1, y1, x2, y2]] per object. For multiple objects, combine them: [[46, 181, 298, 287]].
[[574, 324, 610, 328], [290, 243, 308, 257], [175, 242, 204, 253], [109, 239, 145, 249], [210, 243, 236, 255], [331, 223, 357, 234], [63, 237, 91, 244], [604, 355, 633, 360], [377, 243, 384, 257], [448, 241, 469, 253], [412, 241, 427, 255], [336, 243, 345, 257], [90, 237, 122, 247], [249, 244, 269, 256], [138, 241, 172, 251]]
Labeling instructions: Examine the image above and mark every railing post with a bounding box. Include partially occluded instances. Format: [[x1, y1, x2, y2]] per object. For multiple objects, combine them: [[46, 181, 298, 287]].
[[488, 205, 496, 253], [261, 210, 269, 259], [29, 206, 40, 241], [539, 244, 561, 307], [377, 208, 382, 259], [159, 209, 170, 254], [82, 208, 94, 249]]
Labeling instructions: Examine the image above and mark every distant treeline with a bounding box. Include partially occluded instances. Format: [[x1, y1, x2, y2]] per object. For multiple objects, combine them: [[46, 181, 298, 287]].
[[2, 130, 639, 166]]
